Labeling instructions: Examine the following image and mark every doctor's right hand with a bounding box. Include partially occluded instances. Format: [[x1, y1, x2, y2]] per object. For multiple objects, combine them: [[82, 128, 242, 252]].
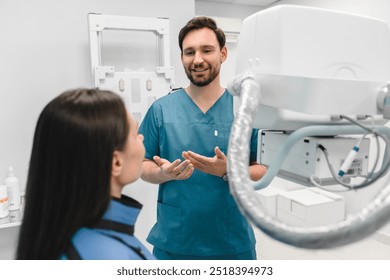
[[153, 155, 194, 181]]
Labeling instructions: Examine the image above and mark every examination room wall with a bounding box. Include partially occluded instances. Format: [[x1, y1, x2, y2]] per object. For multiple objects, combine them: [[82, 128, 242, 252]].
[[0, 0, 195, 259]]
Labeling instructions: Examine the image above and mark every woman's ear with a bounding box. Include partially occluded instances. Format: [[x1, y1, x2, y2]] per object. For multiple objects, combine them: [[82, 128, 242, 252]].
[[111, 150, 123, 177]]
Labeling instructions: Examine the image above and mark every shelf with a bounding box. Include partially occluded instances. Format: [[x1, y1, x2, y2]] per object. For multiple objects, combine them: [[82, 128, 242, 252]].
[[0, 193, 25, 230], [0, 209, 23, 229], [0, 220, 21, 229]]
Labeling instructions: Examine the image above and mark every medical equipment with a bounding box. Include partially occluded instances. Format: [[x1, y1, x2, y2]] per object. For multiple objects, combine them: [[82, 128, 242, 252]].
[[228, 5, 390, 248], [88, 13, 174, 123], [260, 132, 370, 186]]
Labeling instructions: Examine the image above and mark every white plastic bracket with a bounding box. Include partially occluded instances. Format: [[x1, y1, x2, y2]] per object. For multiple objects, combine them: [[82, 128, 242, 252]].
[[88, 13, 174, 86], [93, 66, 115, 88]]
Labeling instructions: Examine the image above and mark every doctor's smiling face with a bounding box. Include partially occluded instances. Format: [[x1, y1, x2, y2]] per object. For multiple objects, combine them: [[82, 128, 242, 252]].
[[181, 27, 227, 87]]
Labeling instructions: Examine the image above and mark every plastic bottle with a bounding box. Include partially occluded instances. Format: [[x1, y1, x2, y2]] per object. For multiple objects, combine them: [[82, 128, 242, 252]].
[[5, 167, 20, 211], [0, 184, 9, 218]]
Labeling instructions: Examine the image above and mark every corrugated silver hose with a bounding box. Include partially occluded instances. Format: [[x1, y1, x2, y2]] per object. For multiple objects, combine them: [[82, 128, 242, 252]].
[[228, 74, 390, 249]]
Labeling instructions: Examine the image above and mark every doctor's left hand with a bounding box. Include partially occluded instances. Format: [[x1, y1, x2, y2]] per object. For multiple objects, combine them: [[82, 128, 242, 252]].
[[182, 146, 227, 177]]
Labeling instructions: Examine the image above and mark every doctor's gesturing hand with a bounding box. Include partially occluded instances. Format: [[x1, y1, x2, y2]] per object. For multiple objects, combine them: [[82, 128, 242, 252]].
[[153, 155, 194, 181], [182, 146, 227, 177]]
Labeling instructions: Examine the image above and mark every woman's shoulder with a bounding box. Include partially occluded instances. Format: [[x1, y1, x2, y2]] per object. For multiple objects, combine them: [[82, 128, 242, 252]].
[[69, 228, 138, 260]]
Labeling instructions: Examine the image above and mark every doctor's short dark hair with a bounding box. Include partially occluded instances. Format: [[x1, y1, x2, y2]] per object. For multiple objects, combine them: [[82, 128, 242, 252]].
[[178, 16, 226, 52]]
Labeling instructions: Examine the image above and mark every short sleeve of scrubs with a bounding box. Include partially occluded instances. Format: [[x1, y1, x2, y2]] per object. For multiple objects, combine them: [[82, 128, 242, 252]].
[[139, 103, 161, 160], [250, 129, 258, 162]]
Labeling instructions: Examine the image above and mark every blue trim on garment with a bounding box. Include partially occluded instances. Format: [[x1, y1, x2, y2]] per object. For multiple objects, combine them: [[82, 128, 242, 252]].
[[63, 195, 155, 260], [100, 194, 143, 227]]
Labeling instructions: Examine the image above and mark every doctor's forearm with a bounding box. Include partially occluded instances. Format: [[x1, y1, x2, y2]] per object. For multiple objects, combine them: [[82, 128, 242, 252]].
[[141, 161, 171, 184], [249, 163, 267, 181]]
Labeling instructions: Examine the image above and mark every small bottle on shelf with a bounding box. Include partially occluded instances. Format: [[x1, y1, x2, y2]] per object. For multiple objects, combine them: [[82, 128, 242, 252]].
[[5, 167, 20, 211], [0, 184, 9, 219]]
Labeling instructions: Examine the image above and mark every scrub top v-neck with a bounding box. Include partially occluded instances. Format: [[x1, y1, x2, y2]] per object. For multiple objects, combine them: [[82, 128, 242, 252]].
[[139, 88, 258, 256]]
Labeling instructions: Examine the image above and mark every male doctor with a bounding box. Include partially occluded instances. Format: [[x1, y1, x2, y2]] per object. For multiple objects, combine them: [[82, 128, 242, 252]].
[[139, 16, 266, 260]]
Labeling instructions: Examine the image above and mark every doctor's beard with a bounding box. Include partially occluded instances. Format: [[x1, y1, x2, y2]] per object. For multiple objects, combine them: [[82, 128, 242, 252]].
[[184, 66, 220, 87]]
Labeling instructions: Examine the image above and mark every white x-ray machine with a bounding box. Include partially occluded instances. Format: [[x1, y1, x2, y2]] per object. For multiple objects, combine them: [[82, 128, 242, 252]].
[[228, 5, 390, 249]]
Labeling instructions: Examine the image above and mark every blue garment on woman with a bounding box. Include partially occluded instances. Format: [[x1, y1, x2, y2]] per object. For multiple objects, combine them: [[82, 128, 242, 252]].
[[62, 195, 155, 260], [139, 89, 258, 257]]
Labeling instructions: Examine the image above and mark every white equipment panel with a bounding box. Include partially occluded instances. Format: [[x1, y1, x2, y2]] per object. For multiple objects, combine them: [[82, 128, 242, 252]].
[[259, 131, 370, 186], [88, 13, 174, 123], [233, 5, 390, 130]]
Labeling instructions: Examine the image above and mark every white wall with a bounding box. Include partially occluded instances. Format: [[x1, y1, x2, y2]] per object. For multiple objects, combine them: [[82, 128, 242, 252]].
[[0, 0, 195, 259], [196, 0, 262, 19]]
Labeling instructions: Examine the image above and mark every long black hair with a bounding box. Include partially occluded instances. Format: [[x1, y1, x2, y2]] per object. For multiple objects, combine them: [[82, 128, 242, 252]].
[[17, 88, 129, 259]]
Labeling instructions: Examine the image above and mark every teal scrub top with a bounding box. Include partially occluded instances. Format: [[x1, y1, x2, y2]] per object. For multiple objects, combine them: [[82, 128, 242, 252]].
[[139, 89, 258, 256]]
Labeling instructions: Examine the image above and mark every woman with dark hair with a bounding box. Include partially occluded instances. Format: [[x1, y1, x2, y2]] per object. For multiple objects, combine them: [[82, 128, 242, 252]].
[[17, 88, 154, 260]]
